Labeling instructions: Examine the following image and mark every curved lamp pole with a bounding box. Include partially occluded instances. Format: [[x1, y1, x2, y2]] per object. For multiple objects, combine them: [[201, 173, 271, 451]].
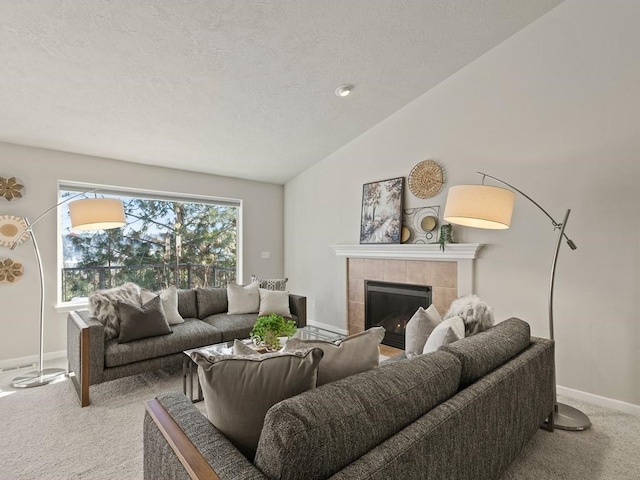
[[444, 172, 590, 431], [10, 190, 125, 388]]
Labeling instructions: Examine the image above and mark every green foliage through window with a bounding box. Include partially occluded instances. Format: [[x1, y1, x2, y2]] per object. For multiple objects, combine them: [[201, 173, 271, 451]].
[[60, 189, 238, 301]]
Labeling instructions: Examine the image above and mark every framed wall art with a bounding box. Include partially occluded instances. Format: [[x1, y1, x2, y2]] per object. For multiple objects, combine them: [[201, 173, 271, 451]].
[[401, 206, 440, 244], [359, 177, 404, 244]]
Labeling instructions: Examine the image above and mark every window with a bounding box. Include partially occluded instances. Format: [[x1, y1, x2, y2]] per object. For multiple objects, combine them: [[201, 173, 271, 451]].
[[59, 185, 239, 303]]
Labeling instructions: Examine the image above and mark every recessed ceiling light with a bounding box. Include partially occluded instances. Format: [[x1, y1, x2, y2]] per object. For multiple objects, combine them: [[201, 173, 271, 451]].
[[335, 84, 353, 97]]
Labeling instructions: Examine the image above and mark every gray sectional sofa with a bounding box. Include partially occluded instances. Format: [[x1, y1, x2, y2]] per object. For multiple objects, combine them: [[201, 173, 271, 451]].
[[143, 318, 555, 480], [67, 287, 307, 407]]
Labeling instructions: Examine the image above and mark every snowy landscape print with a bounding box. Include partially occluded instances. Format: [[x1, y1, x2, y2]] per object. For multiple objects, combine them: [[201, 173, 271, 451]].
[[359, 177, 403, 244]]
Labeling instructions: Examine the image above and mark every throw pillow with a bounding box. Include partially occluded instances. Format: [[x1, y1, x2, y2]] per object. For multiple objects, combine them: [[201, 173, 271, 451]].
[[88, 282, 142, 340], [258, 288, 292, 318], [141, 286, 184, 325], [233, 339, 261, 355], [190, 346, 323, 460], [195, 287, 228, 318], [117, 295, 172, 343], [226, 281, 259, 315], [404, 304, 442, 358], [422, 316, 465, 353], [284, 326, 385, 386], [250, 274, 288, 291], [444, 294, 495, 336]]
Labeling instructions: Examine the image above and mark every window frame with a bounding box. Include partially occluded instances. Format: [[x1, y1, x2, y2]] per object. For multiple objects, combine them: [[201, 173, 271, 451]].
[[56, 181, 242, 311]]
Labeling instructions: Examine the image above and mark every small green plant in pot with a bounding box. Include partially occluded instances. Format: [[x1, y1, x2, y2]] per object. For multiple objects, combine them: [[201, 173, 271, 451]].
[[250, 314, 297, 350]]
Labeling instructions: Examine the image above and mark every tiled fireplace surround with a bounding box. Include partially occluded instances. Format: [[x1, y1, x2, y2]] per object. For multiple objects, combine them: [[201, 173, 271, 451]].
[[347, 259, 457, 335], [331, 244, 483, 336]]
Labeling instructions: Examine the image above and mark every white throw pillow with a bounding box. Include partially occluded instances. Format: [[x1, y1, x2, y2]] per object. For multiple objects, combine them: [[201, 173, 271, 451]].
[[141, 286, 184, 325], [405, 304, 441, 358], [284, 326, 385, 386], [258, 288, 291, 318], [227, 281, 260, 315], [422, 316, 465, 353]]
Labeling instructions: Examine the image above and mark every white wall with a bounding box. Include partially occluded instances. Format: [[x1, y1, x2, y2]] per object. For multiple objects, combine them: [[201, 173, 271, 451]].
[[285, 0, 640, 406], [0, 142, 284, 364]]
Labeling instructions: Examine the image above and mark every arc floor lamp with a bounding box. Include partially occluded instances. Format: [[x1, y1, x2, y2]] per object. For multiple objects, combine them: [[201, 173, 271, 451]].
[[443, 171, 590, 431], [10, 191, 125, 388]]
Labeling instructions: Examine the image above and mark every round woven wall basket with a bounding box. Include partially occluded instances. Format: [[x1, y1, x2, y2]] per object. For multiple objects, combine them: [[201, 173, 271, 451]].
[[408, 160, 444, 199]]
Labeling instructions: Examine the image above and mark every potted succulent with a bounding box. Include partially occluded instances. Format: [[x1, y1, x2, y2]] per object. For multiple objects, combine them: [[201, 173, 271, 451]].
[[250, 313, 297, 350]]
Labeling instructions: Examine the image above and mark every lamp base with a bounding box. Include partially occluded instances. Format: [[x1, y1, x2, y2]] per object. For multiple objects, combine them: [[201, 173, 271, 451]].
[[551, 402, 591, 431], [11, 368, 67, 388]]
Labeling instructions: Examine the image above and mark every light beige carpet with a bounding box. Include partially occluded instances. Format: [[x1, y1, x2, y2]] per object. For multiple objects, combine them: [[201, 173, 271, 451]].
[[0, 360, 638, 480]]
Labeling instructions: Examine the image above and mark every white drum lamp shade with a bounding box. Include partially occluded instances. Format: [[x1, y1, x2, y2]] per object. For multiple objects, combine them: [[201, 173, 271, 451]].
[[444, 185, 515, 229], [69, 198, 126, 231]]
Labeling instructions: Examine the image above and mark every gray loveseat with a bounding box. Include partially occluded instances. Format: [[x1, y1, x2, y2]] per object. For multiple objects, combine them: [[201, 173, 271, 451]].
[[67, 287, 307, 407], [143, 318, 555, 480]]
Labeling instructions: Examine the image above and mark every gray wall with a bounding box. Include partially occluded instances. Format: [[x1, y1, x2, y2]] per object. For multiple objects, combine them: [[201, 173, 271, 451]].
[[285, 0, 640, 406], [0, 142, 284, 363]]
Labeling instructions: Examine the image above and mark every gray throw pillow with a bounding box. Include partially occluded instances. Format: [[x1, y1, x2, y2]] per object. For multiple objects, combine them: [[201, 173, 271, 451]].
[[405, 304, 441, 358], [191, 347, 323, 460], [227, 281, 260, 315], [117, 295, 172, 343], [195, 287, 228, 318], [284, 326, 385, 386], [141, 286, 184, 325], [88, 282, 141, 340], [250, 274, 288, 291]]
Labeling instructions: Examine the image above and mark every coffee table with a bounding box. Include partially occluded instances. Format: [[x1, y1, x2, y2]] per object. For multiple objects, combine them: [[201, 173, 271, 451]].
[[182, 325, 345, 402]]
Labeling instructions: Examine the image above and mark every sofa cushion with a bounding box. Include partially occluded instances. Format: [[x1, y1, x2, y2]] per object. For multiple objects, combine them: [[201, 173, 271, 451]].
[[444, 294, 495, 337], [88, 282, 141, 340], [117, 295, 172, 343], [405, 304, 441, 358], [423, 316, 465, 353], [191, 347, 323, 461], [258, 288, 291, 318], [177, 288, 198, 319], [104, 317, 222, 368], [201, 313, 258, 342], [251, 274, 288, 291], [284, 326, 385, 386], [254, 350, 462, 480], [441, 317, 531, 388], [227, 282, 260, 314], [141, 286, 185, 325], [196, 287, 228, 318]]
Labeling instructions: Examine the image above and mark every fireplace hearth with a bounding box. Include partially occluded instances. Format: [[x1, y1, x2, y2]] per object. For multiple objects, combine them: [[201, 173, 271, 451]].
[[365, 280, 431, 349]]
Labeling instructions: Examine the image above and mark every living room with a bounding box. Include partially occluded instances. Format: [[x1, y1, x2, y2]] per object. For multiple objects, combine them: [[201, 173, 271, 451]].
[[1, 0, 639, 479]]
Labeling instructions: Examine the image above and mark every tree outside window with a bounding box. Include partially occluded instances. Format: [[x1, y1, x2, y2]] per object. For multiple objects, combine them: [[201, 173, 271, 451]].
[[60, 190, 238, 302]]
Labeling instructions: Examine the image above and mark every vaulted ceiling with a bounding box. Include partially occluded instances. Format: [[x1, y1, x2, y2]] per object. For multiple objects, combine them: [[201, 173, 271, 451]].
[[0, 1, 564, 183]]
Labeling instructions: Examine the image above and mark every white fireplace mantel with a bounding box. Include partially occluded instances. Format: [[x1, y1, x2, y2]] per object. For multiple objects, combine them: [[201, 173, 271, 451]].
[[330, 243, 484, 296], [330, 243, 483, 261]]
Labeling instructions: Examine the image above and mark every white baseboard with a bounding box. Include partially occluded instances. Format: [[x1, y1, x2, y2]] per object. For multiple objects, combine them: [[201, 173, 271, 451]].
[[557, 385, 640, 416], [306, 319, 348, 336], [0, 350, 67, 372]]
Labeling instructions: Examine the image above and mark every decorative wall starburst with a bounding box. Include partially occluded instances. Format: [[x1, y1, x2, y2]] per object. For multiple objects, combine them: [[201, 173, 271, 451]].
[[0, 258, 23, 283], [0, 176, 25, 201]]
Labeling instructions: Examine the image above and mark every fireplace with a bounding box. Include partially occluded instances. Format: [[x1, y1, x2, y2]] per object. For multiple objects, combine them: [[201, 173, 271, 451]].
[[365, 280, 432, 349]]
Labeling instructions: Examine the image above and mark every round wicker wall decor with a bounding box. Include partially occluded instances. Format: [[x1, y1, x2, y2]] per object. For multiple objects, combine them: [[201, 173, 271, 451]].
[[408, 160, 444, 199]]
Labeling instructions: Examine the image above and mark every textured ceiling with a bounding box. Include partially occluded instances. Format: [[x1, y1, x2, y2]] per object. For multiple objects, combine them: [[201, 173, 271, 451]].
[[0, 0, 564, 184]]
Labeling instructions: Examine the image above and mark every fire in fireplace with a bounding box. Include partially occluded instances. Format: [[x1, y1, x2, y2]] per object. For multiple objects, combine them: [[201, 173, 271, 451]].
[[365, 280, 432, 349]]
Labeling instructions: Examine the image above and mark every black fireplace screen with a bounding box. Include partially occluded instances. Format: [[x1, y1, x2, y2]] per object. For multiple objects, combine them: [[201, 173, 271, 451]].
[[365, 280, 432, 349]]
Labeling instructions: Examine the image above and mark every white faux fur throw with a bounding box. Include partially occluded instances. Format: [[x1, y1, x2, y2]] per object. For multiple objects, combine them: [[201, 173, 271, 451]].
[[89, 283, 142, 340], [444, 294, 495, 337]]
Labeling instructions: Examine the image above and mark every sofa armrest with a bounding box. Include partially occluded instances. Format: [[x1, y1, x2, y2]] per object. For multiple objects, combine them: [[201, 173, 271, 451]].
[[67, 310, 105, 406], [144, 392, 267, 480], [288, 294, 307, 328]]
